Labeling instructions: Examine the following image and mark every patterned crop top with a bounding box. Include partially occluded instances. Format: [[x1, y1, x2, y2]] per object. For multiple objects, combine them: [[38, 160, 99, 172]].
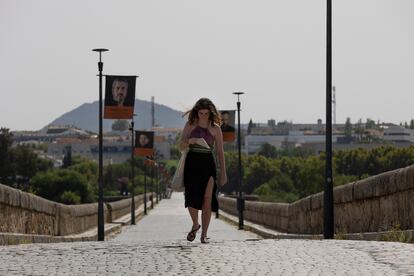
[[188, 125, 215, 146]]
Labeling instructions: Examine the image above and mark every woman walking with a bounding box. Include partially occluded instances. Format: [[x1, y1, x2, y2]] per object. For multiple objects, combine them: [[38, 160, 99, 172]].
[[179, 98, 227, 243]]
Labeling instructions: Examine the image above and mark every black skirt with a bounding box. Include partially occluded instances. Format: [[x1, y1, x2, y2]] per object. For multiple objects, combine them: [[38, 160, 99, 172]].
[[183, 150, 218, 212]]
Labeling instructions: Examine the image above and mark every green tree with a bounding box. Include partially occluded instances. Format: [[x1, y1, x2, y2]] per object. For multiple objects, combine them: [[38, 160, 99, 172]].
[[11, 145, 53, 179], [247, 118, 254, 135], [30, 169, 94, 204], [0, 128, 13, 182], [243, 155, 278, 194], [170, 145, 180, 160], [257, 143, 277, 158], [62, 146, 72, 168], [366, 118, 376, 129], [221, 151, 248, 194], [344, 117, 352, 139], [59, 191, 81, 204], [296, 155, 325, 197], [354, 119, 364, 142], [69, 156, 98, 182]]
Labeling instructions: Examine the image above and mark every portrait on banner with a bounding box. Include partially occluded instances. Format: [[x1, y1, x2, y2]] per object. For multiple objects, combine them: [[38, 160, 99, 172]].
[[104, 75, 136, 119], [220, 110, 236, 141], [134, 130, 154, 156]]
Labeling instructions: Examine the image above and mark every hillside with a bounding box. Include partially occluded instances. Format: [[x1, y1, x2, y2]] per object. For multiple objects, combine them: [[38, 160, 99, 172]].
[[47, 99, 186, 132]]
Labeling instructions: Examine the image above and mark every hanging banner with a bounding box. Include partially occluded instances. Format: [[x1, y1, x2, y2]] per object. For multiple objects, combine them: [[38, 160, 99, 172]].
[[134, 130, 154, 156], [104, 75, 137, 119], [220, 110, 236, 141]]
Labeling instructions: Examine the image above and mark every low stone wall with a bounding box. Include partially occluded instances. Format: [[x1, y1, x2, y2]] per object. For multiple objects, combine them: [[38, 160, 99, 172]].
[[219, 197, 290, 232], [57, 203, 106, 236], [0, 183, 155, 236], [106, 193, 154, 223], [0, 184, 59, 235], [219, 164, 414, 234]]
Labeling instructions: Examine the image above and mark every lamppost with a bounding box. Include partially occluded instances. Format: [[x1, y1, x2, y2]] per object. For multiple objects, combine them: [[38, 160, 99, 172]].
[[92, 48, 108, 241], [233, 92, 245, 230], [324, 0, 334, 239], [155, 163, 160, 202], [144, 158, 148, 215], [150, 158, 154, 209], [129, 115, 137, 225]]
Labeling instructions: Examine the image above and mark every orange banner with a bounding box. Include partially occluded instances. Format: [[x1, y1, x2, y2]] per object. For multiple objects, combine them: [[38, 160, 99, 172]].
[[223, 131, 236, 142], [104, 106, 134, 119], [134, 148, 154, 157], [104, 75, 137, 119]]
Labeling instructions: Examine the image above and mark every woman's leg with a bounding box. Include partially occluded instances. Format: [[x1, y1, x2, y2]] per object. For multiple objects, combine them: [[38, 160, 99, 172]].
[[188, 207, 199, 228], [201, 177, 215, 238]]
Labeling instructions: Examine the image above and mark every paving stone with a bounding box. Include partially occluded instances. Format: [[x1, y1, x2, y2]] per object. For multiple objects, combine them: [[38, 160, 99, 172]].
[[0, 193, 413, 275]]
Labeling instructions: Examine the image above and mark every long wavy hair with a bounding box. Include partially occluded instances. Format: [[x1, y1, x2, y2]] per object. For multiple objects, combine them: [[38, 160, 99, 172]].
[[184, 98, 222, 126]]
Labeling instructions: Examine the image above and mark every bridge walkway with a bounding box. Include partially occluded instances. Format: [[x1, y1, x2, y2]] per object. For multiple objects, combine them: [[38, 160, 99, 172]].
[[113, 192, 258, 243], [1, 193, 414, 275]]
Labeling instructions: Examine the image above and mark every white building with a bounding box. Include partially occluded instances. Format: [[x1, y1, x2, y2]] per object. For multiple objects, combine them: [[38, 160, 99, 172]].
[[47, 137, 171, 164], [245, 131, 340, 154], [383, 125, 414, 143], [152, 127, 181, 144], [47, 138, 131, 164]]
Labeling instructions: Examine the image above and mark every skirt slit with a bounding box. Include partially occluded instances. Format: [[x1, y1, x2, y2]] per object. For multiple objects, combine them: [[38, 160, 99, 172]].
[[183, 151, 218, 212]]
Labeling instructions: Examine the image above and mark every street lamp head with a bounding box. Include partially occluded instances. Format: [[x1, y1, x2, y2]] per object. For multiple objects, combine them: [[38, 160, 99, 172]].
[[92, 49, 109, 62], [92, 48, 109, 52], [232, 92, 245, 96], [233, 92, 245, 102]]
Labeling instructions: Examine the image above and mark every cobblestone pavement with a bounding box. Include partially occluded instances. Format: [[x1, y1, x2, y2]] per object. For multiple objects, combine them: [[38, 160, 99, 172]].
[[1, 193, 414, 275], [1, 239, 414, 275], [113, 192, 259, 242]]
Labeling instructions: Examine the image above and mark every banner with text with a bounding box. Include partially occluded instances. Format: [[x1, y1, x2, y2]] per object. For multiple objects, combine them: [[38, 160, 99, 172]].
[[134, 130, 154, 156], [104, 75, 137, 119], [220, 110, 236, 142]]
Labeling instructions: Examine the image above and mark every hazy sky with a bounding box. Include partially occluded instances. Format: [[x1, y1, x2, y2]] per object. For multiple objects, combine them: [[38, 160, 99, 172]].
[[1, 0, 414, 130]]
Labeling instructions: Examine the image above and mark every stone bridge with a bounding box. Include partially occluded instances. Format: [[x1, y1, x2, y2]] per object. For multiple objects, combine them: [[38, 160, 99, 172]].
[[1, 165, 414, 275]]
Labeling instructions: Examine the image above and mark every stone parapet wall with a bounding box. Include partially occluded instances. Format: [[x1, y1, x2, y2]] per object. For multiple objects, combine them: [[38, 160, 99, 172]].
[[106, 193, 154, 222], [219, 165, 414, 234], [0, 184, 59, 235], [0, 183, 155, 236], [57, 203, 106, 236]]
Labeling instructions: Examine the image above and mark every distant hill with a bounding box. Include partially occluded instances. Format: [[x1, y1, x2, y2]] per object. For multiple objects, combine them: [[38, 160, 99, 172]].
[[46, 99, 186, 133]]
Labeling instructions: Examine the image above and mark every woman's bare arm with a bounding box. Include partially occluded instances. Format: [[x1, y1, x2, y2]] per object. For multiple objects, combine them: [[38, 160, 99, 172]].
[[179, 122, 191, 151], [214, 125, 227, 186], [179, 122, 199, 151]]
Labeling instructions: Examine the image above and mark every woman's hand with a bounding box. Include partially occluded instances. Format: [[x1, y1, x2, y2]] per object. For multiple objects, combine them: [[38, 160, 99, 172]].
[[218, 173, 228, 187], [179, 141, 189, 151]]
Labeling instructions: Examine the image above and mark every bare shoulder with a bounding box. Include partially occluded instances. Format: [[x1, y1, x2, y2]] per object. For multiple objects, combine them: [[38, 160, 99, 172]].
[[184, 121, 194, 128], [184, 121, 197, 133], [188, 121, 198, 128], [210, 124, 221, 135]]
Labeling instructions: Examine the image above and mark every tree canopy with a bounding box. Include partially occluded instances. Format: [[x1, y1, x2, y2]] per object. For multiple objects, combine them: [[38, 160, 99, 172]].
[[222, 145, 414, 203]]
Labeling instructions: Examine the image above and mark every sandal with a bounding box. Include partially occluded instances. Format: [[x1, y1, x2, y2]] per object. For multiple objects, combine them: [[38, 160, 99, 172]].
[[186, 224, 201, 242], [200, 235, 210, 244]]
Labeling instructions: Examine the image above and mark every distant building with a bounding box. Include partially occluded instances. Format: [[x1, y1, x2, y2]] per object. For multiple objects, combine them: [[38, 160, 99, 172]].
[[245, 119, 414, 154], [48, 136, 172, 164], [152, 127, 181, 144], [249, 119, 335, 136], [245, 131, 341, 154], [13, 125, 175, 164], [383, 125, 414, 143], [12, 125, 93, 143], [47, 138, 130, 164]]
